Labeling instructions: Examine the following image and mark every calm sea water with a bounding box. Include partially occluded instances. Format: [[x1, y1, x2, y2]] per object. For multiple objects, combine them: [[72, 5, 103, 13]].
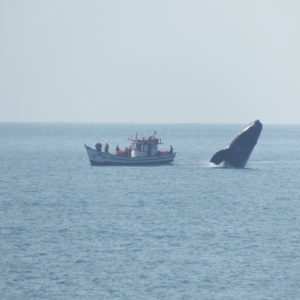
[[1, 123, 300, 299]]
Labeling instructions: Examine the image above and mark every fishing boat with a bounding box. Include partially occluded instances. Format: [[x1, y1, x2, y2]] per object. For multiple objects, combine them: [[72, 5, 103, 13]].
[[85, 134, 176, 166]]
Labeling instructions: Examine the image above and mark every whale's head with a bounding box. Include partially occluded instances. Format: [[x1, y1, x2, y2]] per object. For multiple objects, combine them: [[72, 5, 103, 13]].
[[238, 119, 262, 146]]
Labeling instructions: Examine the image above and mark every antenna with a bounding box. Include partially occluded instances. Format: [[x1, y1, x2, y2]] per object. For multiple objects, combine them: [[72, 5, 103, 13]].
[[130, 116, 134, 134]]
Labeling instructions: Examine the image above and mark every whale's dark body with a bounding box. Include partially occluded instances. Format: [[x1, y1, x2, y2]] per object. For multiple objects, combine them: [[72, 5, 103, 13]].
[[210, 120, 263, 168]]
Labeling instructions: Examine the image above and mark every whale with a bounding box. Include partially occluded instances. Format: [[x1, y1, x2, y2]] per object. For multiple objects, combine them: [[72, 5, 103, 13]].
[[210, 120, 263, 168]]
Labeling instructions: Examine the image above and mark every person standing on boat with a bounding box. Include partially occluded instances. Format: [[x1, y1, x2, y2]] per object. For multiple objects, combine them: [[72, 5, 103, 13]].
[[116, 145, 120, 154], [169, 145, 173, 153], [105, 143, 109, 153], [95, 142, 102, 152]]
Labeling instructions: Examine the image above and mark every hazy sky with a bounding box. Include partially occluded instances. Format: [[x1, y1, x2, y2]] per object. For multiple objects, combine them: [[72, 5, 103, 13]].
[[1, 0, 299, 123]]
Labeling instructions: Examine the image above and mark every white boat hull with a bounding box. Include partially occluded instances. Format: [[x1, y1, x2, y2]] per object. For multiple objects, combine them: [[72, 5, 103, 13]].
[[85, 145, 176, 166]]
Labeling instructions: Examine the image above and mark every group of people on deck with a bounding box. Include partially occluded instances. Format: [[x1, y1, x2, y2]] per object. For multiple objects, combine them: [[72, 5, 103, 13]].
[[95, 142, 131, 156], [95, 142, 109, 153], [115, 145, 132, 157], [95, 142, 173, 156]]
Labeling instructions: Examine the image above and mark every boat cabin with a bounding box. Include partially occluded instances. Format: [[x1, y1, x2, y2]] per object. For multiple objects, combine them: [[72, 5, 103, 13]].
[[129, 136, 162, 158]]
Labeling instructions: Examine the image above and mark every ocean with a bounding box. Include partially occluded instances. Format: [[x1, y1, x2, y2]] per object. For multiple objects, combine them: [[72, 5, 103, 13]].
[[1, 123, 300, 299]]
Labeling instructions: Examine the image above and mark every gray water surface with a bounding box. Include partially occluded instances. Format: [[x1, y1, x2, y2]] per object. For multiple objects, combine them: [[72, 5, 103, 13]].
[[1, 123, 300, 299]]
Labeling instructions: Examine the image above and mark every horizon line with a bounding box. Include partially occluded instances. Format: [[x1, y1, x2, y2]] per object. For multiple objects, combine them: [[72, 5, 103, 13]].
[[0, 121, 300, 126]]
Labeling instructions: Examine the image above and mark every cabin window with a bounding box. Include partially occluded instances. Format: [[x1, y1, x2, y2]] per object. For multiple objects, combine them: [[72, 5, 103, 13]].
[[135, 143, 142, 151], [133, 143, 146, 151]]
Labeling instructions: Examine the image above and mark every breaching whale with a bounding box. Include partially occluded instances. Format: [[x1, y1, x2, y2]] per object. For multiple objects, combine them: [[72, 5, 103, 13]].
[[210, 120, 263, 168]]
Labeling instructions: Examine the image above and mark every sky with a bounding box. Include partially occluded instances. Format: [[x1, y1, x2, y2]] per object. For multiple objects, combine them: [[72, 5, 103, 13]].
[[1, 0, 300, 124]]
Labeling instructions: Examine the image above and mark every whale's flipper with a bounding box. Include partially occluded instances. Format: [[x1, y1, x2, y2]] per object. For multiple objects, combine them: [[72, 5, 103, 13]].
[[210, 149, 231, 165]]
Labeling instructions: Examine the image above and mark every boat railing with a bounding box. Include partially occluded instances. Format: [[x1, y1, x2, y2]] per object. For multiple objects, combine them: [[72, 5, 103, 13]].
[[128, 137, 163, 144]]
